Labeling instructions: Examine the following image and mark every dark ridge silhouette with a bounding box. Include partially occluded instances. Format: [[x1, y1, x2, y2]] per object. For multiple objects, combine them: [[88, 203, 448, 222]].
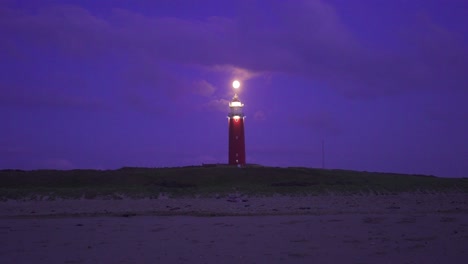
[[0, 166, 466, 199]]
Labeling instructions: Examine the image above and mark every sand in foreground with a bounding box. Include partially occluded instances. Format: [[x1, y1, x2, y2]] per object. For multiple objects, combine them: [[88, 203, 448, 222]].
[[1, 214, 468, 264], [1, 193, 467, 263]]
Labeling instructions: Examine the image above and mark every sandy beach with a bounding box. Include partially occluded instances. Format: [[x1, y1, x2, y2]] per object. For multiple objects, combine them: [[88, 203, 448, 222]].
[[1, 193, 467, 263]]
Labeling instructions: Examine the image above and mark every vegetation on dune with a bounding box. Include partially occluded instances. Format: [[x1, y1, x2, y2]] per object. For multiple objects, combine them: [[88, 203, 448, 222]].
[[0, 166, 467, 199]]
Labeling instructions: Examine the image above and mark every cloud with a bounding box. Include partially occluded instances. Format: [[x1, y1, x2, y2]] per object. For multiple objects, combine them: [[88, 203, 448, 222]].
[[193, 80, 216, 97], [202, 98, 229, 113], [0, 5, 114, 60], [209, 65, 262, 83], [118, 61, 191, 112], [1, 1, 467, 101]]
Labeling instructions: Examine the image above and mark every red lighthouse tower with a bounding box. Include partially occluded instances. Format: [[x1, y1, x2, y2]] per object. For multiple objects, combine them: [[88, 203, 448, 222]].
[[228, 81, 246, 165]]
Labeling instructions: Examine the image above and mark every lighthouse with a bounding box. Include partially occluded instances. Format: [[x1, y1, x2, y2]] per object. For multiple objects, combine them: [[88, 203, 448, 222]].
[[228, 80, 246, 166]]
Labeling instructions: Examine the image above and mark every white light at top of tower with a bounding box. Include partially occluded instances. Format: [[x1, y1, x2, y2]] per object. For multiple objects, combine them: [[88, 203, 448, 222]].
[[232, 80, 240, 89]]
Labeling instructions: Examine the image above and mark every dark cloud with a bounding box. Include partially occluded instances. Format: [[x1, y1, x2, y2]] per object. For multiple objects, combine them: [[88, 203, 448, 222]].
[[0, 5, 105, 60], [1, 0, 466, 102], [0, 65, 106, 111]]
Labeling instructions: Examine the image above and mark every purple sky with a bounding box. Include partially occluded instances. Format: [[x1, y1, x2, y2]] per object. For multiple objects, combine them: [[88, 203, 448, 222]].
[[1, 0, 467, 177]]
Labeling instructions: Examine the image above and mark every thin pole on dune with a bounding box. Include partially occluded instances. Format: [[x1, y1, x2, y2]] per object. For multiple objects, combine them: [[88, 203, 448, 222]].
[[321, 140, 325, 169]]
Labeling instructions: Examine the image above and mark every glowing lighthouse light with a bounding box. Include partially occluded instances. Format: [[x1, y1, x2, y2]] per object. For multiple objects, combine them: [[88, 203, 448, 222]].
[[232, 80, 240, 89], [227, 80, 246, 166]]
